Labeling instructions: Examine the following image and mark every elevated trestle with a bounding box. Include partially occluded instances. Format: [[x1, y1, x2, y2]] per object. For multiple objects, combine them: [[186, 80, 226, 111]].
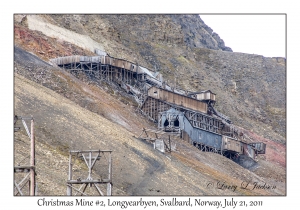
[[51, 51, 266, 162]]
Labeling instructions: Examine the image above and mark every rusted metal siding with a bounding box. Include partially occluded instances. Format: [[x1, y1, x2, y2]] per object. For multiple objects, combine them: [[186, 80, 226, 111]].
[[51, 55, 155, 76], [80, 56, 101, 63], [105, 56, 114, 65], [111, 58, 132, 70], [50, 55, 81, 65], [99, 56, 136, 72], [222, 136, 243, 153], [243, 144, 255, 159], [51, 55, 107, 65], [249, 142, 266, 154], [196, 91, 216, 101], [148, 87, 207, 114], [211, 93, 216, 101], [100, 55, 106, 64]]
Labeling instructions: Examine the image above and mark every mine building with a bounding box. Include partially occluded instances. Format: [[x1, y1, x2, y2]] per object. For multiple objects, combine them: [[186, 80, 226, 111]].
[[51, 51, 266, 161]]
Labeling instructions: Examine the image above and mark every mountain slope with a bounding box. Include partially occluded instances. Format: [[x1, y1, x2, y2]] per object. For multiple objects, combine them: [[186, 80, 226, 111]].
[[14, 14, 286, 196], [16, 14, 285, 143], [14, 73, 285, 195]]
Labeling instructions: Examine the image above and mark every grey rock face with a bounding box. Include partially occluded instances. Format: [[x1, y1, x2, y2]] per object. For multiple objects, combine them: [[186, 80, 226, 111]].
[[169, 14, 232, 51], [43, 14, 285, 143], [49, 14, 232, 52]]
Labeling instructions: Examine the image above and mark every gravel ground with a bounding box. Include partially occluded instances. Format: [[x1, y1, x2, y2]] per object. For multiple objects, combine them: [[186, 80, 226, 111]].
[[14, 42, 285, 196], [14, 73, 285, 196]]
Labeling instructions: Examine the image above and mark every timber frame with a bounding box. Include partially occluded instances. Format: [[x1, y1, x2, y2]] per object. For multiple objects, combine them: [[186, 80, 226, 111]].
[[67, 150, 112, 196], [52, 54, 265, 162], [185, 110, 223, 134], [140, 97, 237, 138], [14, 116, 36, 196], [192, 141, 238, 159], [59, 60, 138, 86], [193, 141, 221, 154], [137, 128, 179, 153], [140, 97, 172, 122]]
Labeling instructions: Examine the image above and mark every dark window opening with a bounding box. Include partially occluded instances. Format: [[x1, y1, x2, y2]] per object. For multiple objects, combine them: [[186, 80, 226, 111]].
[[164, 119, 169, 127], [174, 119, 179, 127]]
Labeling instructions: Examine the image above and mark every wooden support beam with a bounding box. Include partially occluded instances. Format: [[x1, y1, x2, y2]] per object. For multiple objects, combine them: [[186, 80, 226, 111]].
[[67, 179, 111, 184], [70, 150, 112, 153], [67, 154, 72, 196], [108, 152, 112, 196], [94, 184, 104, 196], [169, 136, 171, 153], [81, 184, 89, 195], [67, 184, 88, 196], [30, 118, 35, 196], [67, 150, 112, 196], [14, 181, 24, 196]]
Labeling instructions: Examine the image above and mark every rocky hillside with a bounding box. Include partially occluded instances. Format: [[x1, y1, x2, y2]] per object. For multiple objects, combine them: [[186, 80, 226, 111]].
[[15, 14, 285, 143], [14, 68, 285, 196], [14, 14, 286, 196]]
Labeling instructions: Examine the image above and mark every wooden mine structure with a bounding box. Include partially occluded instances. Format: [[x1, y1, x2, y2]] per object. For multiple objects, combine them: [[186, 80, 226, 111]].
[[67, 150, 112, 196], [51, 49, 266, 161], [14, 116, 36, 196], [137, 128, 179, 153]]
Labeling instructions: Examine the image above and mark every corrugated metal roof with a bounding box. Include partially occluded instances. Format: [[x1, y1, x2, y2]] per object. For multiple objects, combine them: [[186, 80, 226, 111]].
[[188, 90, 216, 95], [139, 66, 155, 78], [95, 49, 107, 56], [80, 56, 102, 62]]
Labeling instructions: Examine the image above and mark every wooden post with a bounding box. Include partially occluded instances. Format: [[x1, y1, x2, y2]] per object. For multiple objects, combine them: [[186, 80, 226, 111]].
[[97, 62, 99, 79], [100, 63, 102, 80], [106, 65, 108, 80], [169, 135, 171, 153], [108, 152, 112, 196], [67, 150, 112, 196], [89, 151, 92, 183], [110, 66, 112, 81], [150, 97, 153, 119], [30, 118, 35, 196], [67, 154, 72, 195]]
